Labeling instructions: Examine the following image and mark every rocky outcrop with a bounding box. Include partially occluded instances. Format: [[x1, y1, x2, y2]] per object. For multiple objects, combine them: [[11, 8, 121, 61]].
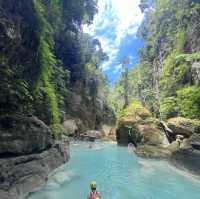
[[171, 133, 200, 176], [0, 146, 68, 199], [101, 124, 116, 141], [125, 113, 200, 175], [135, 145, 171, 159], [78, 130, 102, 142], [116, 101, 165, 146], [167, 117, 200, 138], [62, 118, 85, 137], [0, 115, 69, 199], [0, 115, 53, 156], [65, 81, 116, 132]]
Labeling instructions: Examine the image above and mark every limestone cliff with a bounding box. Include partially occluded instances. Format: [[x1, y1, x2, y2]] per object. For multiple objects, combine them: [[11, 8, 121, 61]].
[[0, 115, 69, 199]]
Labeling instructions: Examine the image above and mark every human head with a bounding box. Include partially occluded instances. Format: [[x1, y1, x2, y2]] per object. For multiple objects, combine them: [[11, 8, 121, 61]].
[[90, 181, 97, 191]]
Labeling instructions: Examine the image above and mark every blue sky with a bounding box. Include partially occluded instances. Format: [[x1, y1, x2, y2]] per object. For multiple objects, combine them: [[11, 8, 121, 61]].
[[84, 0, 144, 83]]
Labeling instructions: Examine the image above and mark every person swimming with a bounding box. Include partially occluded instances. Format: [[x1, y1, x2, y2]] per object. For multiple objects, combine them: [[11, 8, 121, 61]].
[[88, 181, 101, 199]]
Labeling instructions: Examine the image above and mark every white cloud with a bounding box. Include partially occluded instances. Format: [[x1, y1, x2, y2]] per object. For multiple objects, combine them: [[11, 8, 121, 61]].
[[113, 63, 122, 74], [83, 0, 144, 72]]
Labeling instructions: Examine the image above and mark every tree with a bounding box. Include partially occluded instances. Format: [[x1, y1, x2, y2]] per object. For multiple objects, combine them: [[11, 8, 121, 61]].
[[120, 58, 130, 108], [139, 0, 150, 13]]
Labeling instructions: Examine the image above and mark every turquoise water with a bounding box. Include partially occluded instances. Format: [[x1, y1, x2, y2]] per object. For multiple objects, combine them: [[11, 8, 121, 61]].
[[29, 142, 200, 199]]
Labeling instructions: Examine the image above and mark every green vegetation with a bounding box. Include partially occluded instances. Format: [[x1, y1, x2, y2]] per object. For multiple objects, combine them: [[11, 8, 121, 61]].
[[0, 0, 111, 137], [177, 86, 200, 119], [33, 0, 61, 134], [160, 97, 178, 120], [110, 0, 200, 121]]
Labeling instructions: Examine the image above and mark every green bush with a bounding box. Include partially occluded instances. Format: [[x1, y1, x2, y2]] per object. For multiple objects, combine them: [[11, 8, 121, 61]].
[[33, 0, 61, 135], [0, 65, 33, 114], [160, 97, 179, 120], [177, 86, 200, 119]]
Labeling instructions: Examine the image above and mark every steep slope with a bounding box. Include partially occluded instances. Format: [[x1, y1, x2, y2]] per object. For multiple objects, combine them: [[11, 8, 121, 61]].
[[0, 1, 115, 198], [0, 0, 114, 136]]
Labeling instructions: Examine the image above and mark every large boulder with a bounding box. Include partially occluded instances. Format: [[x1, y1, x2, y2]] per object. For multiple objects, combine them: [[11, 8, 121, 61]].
[[0, 145, 69, 199], [171, 133, 200, 175], [62, 118, 83, 137], [79, 130, 102, 141], [0, 115, 53, 156], [101, 124, 116, 141], [167, 117, 200, 138], [135, 145, 171, 159], [0, 115, 70, 199], [116, 101, 165, 146]]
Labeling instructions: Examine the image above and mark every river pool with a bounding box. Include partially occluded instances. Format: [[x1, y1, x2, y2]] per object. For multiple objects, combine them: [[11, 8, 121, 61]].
[[29, 142, 200, 199]]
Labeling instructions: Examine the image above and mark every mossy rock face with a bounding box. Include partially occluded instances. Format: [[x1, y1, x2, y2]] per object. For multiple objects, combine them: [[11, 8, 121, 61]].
[[116, 101, 164, 146], [116, 122, 142, 145], [167, 117, 200, 138], [119, 101, 151, 124]]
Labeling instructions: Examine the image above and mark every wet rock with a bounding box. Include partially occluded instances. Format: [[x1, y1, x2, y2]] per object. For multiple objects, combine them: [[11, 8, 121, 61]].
[[135, 145, 171, 159], [0, 115, 70, 199], [0, 146, 69, 199], [0, 115, 53, 156], [189, 133, 200, 150], [167, 140, 180, 153], [79, 130, 102, 141], [171, 133, 200, 175], [85, 130, 102, 139]]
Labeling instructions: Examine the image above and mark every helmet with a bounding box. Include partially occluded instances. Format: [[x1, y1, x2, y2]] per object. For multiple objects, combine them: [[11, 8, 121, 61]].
[[90, 181, 97, 189]]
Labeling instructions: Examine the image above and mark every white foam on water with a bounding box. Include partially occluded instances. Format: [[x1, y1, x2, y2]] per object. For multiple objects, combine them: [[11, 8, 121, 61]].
[[138, 158, 200, 185], [46, 170, 79, 190], [167, 163, 200, 185], [138, 159, 156, 175], [127, 143, 136, 154]]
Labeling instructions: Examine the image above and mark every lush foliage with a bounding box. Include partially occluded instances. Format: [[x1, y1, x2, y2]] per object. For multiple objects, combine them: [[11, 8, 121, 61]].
[[0, 0, 111, 136], [177, 86, 200, 119], [110, 0, 200, 120]]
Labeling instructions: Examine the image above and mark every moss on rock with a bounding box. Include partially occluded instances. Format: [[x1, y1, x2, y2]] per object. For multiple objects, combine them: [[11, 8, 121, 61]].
[[116, 100, 165, 146]]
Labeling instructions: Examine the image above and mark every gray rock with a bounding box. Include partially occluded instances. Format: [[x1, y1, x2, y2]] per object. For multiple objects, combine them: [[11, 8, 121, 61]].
[[63, 119, 79, 136], [0, 115, 70, 199], [84, 130, 102, 139], [167, 117, 200, 138], [171, 134, 200, 175], [0, 146, 69, 199], [135, 145, 171, 159], [0, 115, 53, 155], [78, 130, 103, 141]]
